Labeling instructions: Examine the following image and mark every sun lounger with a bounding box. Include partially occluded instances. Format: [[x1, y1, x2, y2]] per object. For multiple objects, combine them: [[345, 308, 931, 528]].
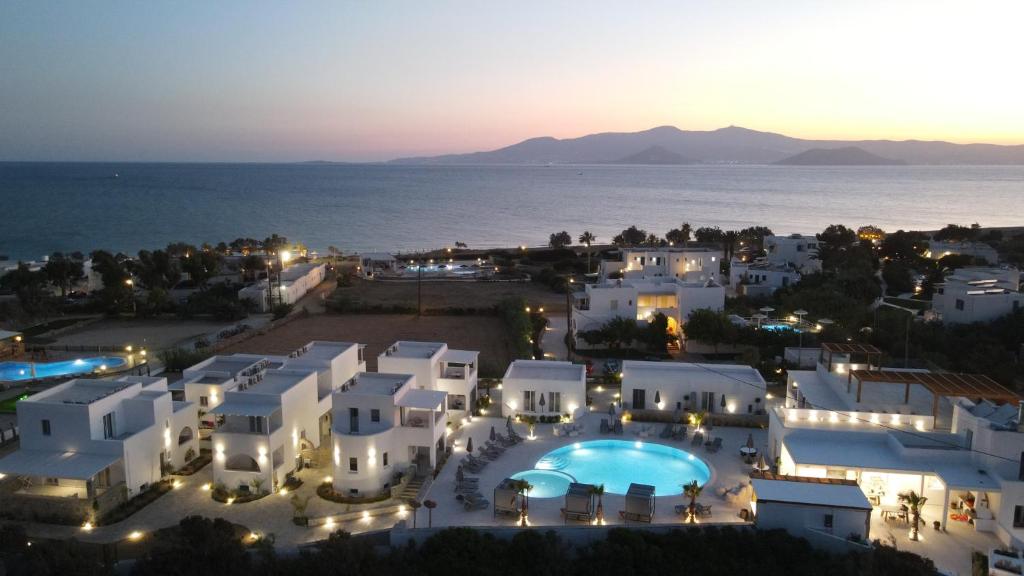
[[697, 503, 713, 518], [463, 493, 490, 511], [495, 433, 516, 447], [672, 425, 688, 441], [619, 483, 655, 523], [485, 441, 506, 454], [708, 437, 723, 453], [560, 482, 596, 523], [691, 432, 703, 446]]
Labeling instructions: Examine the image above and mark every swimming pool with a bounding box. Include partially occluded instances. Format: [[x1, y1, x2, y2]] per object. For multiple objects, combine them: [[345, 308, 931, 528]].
[[511, 439, 711, 498], [0, 356, 127, 382], [761, 323, 801, 333]]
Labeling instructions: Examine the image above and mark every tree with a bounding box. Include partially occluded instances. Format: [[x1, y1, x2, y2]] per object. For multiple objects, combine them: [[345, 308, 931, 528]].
[[612, 225, 647, 246], [816, 224, 857, 268], [263, 233, 288, 256], [578, 231, 596, 273], [601, 316, 639, 349], [694, 226, 724, 244], [42, 253, 84, 297], [638, 312, 676, 353], [181, 249, 222, 288], [89, 250, 132, 313], [548, 231, 572, 249], [590, 484, 605, 523], [880, 230, 929, 262], [423, 499, 437, 527], [666, 222, 693, 245], [240, 254, 266, 282], [722, 230, 739, 261], [736, 226, 773, 252], [881, 261, 914, 296], [683, 479, 703, 523], [135, 249, 180, 290], [683, 308, 736, 352], [132, 516, 251, 576], [0, 263, 51, 315], [932, 223, 977, 242], [899, 491, 928, 541]]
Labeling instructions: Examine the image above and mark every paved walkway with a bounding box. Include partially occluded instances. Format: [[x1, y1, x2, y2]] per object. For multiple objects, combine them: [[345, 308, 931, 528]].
[[542, 317, 570, 361]]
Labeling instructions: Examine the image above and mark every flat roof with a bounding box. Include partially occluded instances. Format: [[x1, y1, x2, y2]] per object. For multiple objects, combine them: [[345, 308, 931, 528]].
[[623, 360, 765, 386], [246, 369, 313, 395], [851, 370, 1019, 403], [782, 429, 968, 473], [196, 356, 261, 374], [0, 330, 22, 340], [0, 449, 121, 480], [752, 476, 872, 510], [821, 342, 882, 355], [345, 372, 412, 396], [382, 341, 446, 359], [397, 388, 446, 410], [504, 360, 584, 382], [208, 398, 280, 417], [297, 341, 359, 360], [441, 349, 478, 365], [36, 379, 135, 405]]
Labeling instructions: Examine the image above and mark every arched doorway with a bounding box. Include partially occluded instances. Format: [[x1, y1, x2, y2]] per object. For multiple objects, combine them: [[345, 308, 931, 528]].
[[177, 426, 194, 445], [224, 454, 260, 472]]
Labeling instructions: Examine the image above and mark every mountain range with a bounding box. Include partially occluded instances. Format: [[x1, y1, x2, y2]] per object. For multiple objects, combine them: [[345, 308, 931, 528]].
[[389, 126, 1024, 165]]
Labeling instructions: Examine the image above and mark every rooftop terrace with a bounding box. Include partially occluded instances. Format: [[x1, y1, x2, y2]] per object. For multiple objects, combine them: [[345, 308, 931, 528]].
[[381, 341, 445, 359], [342, 372, 413, 396], [35, 379, 135, 405], [504, 360, 584, 382]]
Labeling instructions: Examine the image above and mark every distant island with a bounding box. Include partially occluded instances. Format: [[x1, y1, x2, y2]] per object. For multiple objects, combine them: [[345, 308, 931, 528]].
[[389, 125, 1024, 165], [774, 146, 906, 166]]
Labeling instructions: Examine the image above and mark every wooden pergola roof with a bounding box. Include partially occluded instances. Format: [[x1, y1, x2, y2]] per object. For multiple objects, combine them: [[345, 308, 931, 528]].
[[821, 342, 882, 355], [851, 370, 1020, 403]]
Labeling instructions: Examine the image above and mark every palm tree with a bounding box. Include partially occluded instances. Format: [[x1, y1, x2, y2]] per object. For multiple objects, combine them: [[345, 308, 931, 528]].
[[249, 477, 265, 495], [409, 499, 422, 528], [899, 491, 928, 541], [423, 499, 437, 527], [578, 231, 596, 273], [689, 410, 707, 433], [683, 480, 703, 523], [511, 479, 532, 526], [590, 484, 606, 524]]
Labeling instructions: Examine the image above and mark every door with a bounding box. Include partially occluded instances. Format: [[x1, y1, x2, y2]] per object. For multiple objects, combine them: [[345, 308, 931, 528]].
[[349, 408, 359, 433], [633, 388, 646, 410]]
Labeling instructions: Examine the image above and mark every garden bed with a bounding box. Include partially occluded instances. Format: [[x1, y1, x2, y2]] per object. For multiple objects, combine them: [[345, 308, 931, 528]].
[[173, 454, 212, 476], [98, 480, 172, 526], [317, 482, 391, 504]]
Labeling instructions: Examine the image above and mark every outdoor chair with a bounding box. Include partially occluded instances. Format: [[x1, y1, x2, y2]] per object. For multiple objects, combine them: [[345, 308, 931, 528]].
[[463, 493, 490, 511], [672, 425, 688, 441], [697, 503, 713, 518], [613, 420, 624, 435], [691, 432, 703, 446], [708, 437, 723, 453]]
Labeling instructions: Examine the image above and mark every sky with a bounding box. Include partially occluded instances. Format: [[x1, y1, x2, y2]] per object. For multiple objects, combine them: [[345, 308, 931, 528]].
[[1, 1, 1023, 162]]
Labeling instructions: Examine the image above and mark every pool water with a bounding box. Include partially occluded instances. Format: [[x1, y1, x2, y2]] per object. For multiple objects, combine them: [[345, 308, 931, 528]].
[[761, 323, 802, 333], [0, 356, 127, 382], [512, 439, 711, 498]]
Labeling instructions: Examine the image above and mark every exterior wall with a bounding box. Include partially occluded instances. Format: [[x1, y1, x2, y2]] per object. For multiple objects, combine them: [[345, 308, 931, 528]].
[[933, 287, 1022, 324], [754, 500, 870, 541], [378, 354, 440, 393], [926, 241, 999, 263], [614, 248, 721, 283], [729, 260, 800, 291], [575, 279, 724, 342], [621, 362, 767, 415], [765, 235, 821, 273], [501, 368, 586, 419]]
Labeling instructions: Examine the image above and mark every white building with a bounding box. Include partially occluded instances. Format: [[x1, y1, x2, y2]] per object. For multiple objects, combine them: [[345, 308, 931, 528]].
[[764, 234, 822, 274], [209, 368, 320, 494], [932, 267, 1022, 324], [599, 246, 722, 283], [926, 240, 999, 264], [378, 341, 479, 415], [238, 261, 326, 312], [330, 372, 446, 496], [620, 360, 767, 415], [728, 261, 802, 298], [0, 376, 198, 508], [500, 360, 586, 420], [358, 252, 397, 278], [572, 277, 724, 348], [767, 343, 1024, 547], [751, 475, 873, 546]]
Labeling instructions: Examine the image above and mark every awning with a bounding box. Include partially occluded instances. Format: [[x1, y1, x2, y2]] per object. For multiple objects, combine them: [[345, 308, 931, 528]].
[[936, 466, 1002, 492], [397, 389, 446, 411], [208, 400, 280, 417], [0, 450, 120, 480]]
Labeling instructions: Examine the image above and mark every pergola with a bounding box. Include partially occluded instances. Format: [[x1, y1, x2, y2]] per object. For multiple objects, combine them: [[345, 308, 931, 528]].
[[849, 369, 1020, 419], [819, 342, 882, 372]]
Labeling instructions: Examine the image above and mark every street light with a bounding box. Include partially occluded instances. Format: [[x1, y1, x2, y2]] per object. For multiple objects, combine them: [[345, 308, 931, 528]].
[[125, 278, 136, 315]]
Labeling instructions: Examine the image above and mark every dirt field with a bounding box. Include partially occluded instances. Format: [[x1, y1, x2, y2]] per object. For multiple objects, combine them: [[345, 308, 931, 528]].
[[219, 314, 516, 376], [333, 278, 566, 312]]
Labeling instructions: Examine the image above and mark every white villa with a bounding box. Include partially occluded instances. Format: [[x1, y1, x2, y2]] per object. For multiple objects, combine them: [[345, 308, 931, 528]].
[[0, 376, 198, 517], [931, 266, 1022, 324], [238, 261, 326, 312], [572, 277, 724, 349], [330, 372, 447, 496], [620, 360, 768, 415], [500, 360, 586, 420], [925, 240, 999, 264], [768, 343, 1024, 547], [378, 341, 479, 416], [751, 474, 874, 547], [598, 246, 722, 283], [729, 234, 820, 296]]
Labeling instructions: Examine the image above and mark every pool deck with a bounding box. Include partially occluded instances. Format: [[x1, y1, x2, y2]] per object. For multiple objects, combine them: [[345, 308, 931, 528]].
[[428, 412, 757, 528]]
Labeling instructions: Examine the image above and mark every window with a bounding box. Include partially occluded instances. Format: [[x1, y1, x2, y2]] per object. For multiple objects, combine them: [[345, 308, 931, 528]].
[[523, 391, 536, 412], [200, 396, 209, 407], [632, 388, 646, 410], [41, 419, 51, 436], [102, 412, 116, 439], [610, 299, 619, 311], [349, 407, 359, 433], [349, 457, 358, 472], [370, 409, 380, 423], [383, 452, 389, 467], [548, 392, 561, 413], [1015, 506, 1024, 528], [248, 416, 264, 433], [955, 299, 965, 311]]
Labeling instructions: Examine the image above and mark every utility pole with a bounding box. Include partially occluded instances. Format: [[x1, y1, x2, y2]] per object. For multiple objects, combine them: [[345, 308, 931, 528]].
[[565, 276, 574, 361], [417, 259, 423, 317]]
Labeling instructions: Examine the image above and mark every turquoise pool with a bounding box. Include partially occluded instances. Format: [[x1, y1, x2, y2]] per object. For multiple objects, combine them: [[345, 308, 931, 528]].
[[0, 357, 127, 382], [511, 439, 711, 498]]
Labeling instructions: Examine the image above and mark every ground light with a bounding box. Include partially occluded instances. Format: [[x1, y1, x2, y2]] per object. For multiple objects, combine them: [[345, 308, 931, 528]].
[[81, 522, 93, 531], [128, 531, 143, 541]]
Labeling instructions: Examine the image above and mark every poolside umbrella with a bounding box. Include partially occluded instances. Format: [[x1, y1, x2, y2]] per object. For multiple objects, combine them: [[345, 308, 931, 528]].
[[745, 434, 755, 450], [506, 415, 513, 434], [466, 437, 474, 454], [754, 453, 769, 474], [490, 426, 496, 442]]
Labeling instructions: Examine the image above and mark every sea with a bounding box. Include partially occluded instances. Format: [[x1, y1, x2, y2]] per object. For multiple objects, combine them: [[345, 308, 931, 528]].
[[0, 162, 1022, 261]]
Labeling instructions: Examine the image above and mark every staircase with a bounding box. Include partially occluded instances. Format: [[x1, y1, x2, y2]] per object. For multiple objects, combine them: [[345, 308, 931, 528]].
[[667, 340, 681, 353], [398, 477, 425, 502]]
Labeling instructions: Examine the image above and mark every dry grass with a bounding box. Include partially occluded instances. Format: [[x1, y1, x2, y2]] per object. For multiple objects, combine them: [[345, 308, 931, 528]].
[[333, 277, 565, 312], [219, 314, 516, 375]]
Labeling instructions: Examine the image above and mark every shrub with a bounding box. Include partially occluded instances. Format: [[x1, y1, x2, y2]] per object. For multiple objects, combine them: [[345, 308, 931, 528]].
[[271, 302, 294, 319]]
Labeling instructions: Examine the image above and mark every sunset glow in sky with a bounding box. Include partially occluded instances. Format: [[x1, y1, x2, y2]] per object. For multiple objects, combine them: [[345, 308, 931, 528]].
[[1, 1, 1022, 161]]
